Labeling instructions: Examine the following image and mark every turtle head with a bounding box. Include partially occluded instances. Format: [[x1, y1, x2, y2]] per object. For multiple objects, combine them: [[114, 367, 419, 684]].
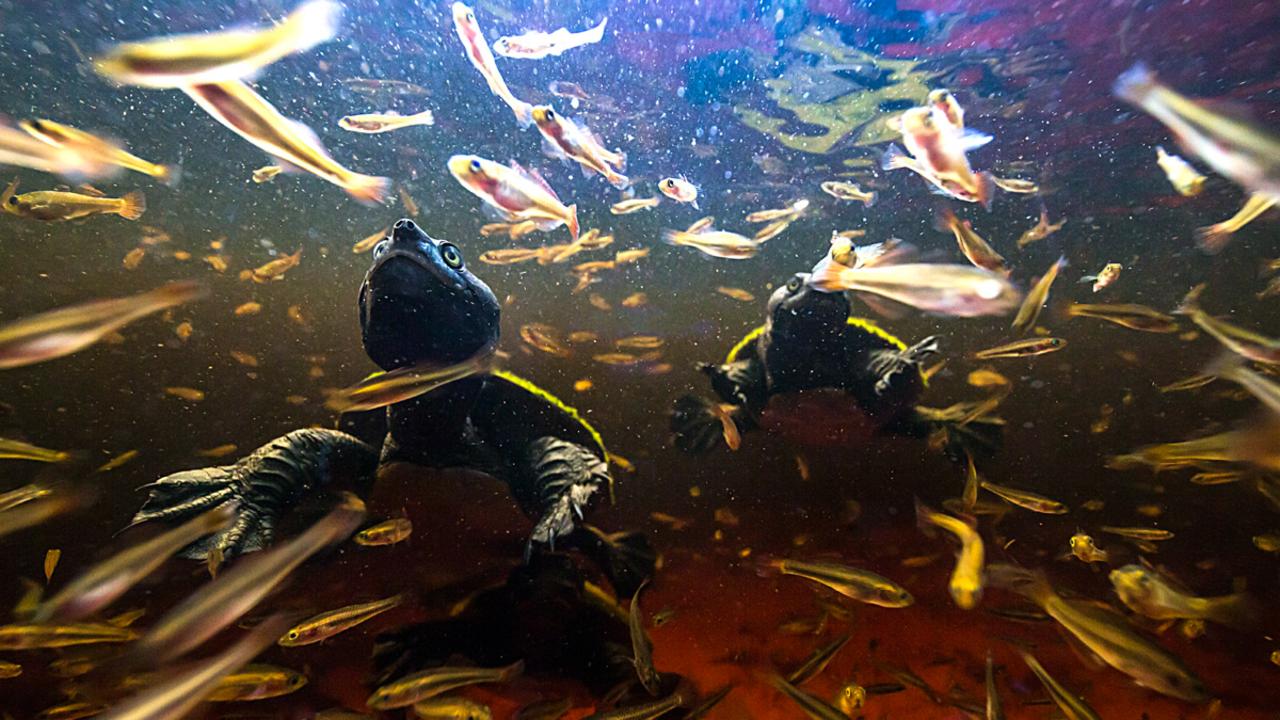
[[767, 272, 850, 341], [359, 218, 499, 371]]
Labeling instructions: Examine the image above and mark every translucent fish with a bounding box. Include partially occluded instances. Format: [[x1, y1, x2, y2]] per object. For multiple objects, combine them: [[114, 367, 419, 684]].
[[786, 633, 850, 685], [451, 3, 534, 126], [0, 281, 205, 370], [915, 500, 985, 609], [1109, 564, 1257, 628], [1016, 207, 1066, 249], [324, 348, 494, 412], [1017, 651, 1102, 720], [1176, 284, 1280, 364], [763, 558, 913, 608], [354, 518, 413, 546], [20, 119, 174, 183], [94, 1, 342, 87], [1011, 256, 1067, 333], [519, 324, 572, 357], [662, 229, 760, 259], [610, 197, 660, 214], [936, 208, 1007, 275], [0, 622, 137, 650], [820, 181, 876, 206], [628, 581, 661, 695], [366, 660, 524, 709], [810, 260, 1020, 317], [4, 182, 145, 222], [279, 594, 403, 646], [338, 110, 435, 134], [207, 663, 307, 702], [716, 286, 755, 302], [770, 676, 846, 720], [1155, 145, 1207, 197], [972, 337, 1066, 359], [448, 155, 577, 240], [0, 437, 70, 463], [493, 17, 608, 59], [980, 481, 1068, 514]]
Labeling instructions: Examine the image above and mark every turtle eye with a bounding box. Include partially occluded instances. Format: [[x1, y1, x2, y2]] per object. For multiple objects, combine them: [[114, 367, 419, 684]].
[[786, 277, 802, 293], [440, 243, 464, 269], [468, 159, 482, 173], [6, 196, 15, 204]]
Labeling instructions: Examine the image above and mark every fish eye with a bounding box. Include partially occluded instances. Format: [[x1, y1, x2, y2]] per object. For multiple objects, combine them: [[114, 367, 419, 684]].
[[468, 159, 482, 173], [545, 108, 556, 119], [466, 11, 474, 21], [664, 179, 675, 188], [287, 631, 299, 639], [441, 243, 464, 269]]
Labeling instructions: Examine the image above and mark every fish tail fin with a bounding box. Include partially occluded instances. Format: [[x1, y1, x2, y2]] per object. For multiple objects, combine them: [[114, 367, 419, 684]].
[[976, 172, 997, 211], [284, 0, 344, 52], [1113, 62, 1157, 104], [586, 16, 609, 43], [346, 174, 392, 206], [913, 497, 939, 536], [1174, 282, 1207, 316], [1203, 350, 1242, 381], [1194, 222, 1231, 254], [155, 162, 181, 188], [500, 659, 525, 681], [985, 563, 1052, 605], [513, 101, 535, 129], [670, 394, 731, 453], [1198, 592, 1260, 630], [932, 206, 958, 233], [117, 191, 146, 220], [752, 554, 785, 579], [612, 149, 627, 172], [863, 190, 877, 208], [880, 143, 911, 171], [565, 204, 580, 241], [660, 229, 685, 248], [606, 169, 631, 190]]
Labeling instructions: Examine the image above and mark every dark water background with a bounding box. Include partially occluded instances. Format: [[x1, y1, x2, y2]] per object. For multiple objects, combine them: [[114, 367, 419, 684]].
[[2, 0, 1280, 717]]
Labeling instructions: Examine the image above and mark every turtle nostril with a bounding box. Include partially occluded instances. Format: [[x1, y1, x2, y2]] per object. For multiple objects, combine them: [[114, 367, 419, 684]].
[[394, 219, 415, 231]]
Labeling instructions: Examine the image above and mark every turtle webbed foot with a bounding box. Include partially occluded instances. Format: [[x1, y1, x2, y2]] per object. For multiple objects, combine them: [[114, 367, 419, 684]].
[[522, 437, 610, 559], [129, 428, 378, 563], [868, 335, 939, 395]]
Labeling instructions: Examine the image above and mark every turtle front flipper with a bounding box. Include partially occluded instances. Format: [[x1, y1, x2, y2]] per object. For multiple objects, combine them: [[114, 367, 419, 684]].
[[867, 335, 939, 396], [519, 436, 611, 555], [699, 357, 766, 411], [128, 428, 378, 562]]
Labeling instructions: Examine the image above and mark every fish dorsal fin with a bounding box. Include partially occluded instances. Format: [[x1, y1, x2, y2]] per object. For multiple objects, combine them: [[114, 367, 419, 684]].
[[956, 129, 993, 152], [76, 184, 106, 197], [509, 160, 561, 201]]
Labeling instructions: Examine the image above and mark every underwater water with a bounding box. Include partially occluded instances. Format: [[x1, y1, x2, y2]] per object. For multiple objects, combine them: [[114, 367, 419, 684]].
[[2, 0, 1280, 717]]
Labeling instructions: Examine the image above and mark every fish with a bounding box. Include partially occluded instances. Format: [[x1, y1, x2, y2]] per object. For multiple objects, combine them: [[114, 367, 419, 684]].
[[95, 0, 341, 87], [967, 368, 1010, 388], [985, 651, 1003, 720], [479, 247, 541, 265], [249, 249, 302, 283], [712, 404, 741, 450], [1016, 207, 1067, 248], [662, 229, 760, 259], [1176, 284, 1280, 363], [610, 197, 660, 214], [1069, 533, 1109, 563], [449, 155, 578, 240], [1155, 145, 1207, 196], [36, 702, 106, 720], [935, 209, 1007, 274], [493, 18, 608, 59], [1195, 193, 1276, 254], [1209, 353, 1280, 415], [1011, 256, 1067, 333], [762, 558, 913, 608], [234, 301, 263, 316], [1066, 302, 1179, 333], [354, 518, 413, 546], [1109, 564, 1257, 628], [971, 337, 1066, 360], [629, 581, 661, 695], [989, 565, 1207, 701], [1253, 534, 1280, 553], [1158, 373, 1216, 393], [615, 335, 663, 350], [980, 481, 1068, 514], [520, 323, 572, 357], [341, 78, 429, 97], [325, 348, 495, 412], [33, 504, 236, 623], [752, 218, 792, 242], [716, 286, 754, 302], [412, 697, 493, 719], [350, 226, 388, 254], [1017, 651, 1102, 720], [992, 177, 1039, 194], [683, 686, 732, 720], [0, 126, 116, 180], [480, 221, 542, 240], [516, 697, 573, 720], [1190, 469, 1243, 485], [770, 676, 846, 720], [452, 3, 534, 126], [786, 633, 850, 685], [746, 198, 810, 223], [279, 594, 403, 646], [549, 81, 590, 101], [4, 183, 144, 222], [809, 260, 1021, 317], [531, 106, 627, 188], [658, 176, 699, 207], [366, 660, 524, 709], [928, 88, 965, 129], [820, 181, 876, 206], [183, 81, 389, 205], [125, 495, 366, 667], [1114, 63, 1280, 202], [685, 216, 716, 234], [621, 292, 648, 308], [0, 483, 51, 511], [0, 660, 19, 677], [1102, 526, 1176, 542], [0, 280, 206, 370], [123, 247, 146, 269], [229, 350, 260, 367], [164, 386, 205, 402], [1079, 263, 1122, 293], [252, 165, 282, 183], [584, 690, 687, 720], [206, 663, 307, 701], [0, 486, 92, 539], [915, 500, 985, 609], [0, 437, 69, 463], [20, 119, 174, 183], [0, 622, 137, 649], [338, 110, 436, 134], [96, 615, 292, 720], [884, 106, 995, 209]]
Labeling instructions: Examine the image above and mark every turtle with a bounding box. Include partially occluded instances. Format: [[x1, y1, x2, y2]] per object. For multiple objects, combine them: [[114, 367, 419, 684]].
[[670, 271, 1002, 457], [126, 219, 650, 594]]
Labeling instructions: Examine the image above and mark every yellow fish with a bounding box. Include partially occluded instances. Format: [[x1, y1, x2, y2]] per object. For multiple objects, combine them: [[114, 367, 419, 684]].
[[338, 110, 436, 133], [20, 119, 174, 183], [3, 180, 144, 222], [915, 500, 984, 609], [279, 595, 403, 646]]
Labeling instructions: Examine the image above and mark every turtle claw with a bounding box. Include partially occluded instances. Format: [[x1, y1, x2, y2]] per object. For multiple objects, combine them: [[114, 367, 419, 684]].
[[521, 436, 610, 561]]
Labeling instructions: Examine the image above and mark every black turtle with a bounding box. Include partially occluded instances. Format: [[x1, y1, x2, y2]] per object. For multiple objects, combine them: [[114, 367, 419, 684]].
[[128, 219, 650, 595], [671, 272, 1001, 457]]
